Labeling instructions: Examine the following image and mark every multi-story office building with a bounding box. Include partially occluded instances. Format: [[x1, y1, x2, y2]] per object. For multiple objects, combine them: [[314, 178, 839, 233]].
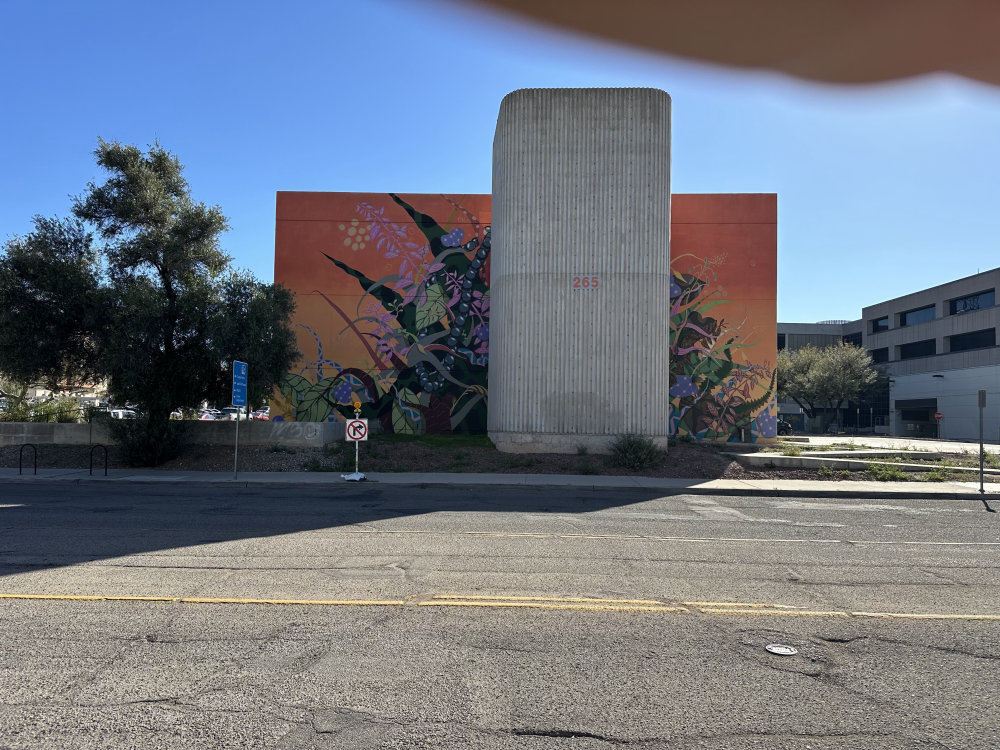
[[779, 267, 1000, 441]]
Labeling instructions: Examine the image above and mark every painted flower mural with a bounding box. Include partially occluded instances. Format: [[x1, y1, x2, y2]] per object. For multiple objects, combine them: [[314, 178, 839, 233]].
[[668, 253, 776, 441], [277, 194, 490, 434], [274, 192, 777, 441]]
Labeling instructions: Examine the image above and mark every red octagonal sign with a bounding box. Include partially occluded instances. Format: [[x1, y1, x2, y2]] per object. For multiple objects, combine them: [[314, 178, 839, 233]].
[[934, 412, 943, 421]]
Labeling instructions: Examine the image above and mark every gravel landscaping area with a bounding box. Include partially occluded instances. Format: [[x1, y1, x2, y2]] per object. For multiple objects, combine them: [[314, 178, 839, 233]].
[[0, 437, 957, 481]]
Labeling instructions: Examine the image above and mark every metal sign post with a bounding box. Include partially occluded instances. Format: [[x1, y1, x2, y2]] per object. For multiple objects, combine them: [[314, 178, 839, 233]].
[[343, 401, 368, 481], [232, 361, 248, 480], [979, 390, 987, 495]]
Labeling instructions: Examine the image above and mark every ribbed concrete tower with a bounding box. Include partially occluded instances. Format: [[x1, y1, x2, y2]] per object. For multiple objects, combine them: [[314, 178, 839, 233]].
[[489, 88, 672, 453]]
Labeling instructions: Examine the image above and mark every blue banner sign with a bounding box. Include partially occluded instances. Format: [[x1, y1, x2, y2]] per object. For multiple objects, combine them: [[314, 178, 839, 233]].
[[232, 361, 248, 407]]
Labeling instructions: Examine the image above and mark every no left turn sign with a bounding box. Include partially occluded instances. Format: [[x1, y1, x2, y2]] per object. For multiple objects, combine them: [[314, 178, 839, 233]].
[[346, 419, 368, 441]]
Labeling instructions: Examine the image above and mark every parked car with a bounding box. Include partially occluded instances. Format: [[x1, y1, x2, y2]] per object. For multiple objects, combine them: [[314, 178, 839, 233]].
[[251, 407, 270, 420], [198, 412, 217, 420], [219, 407, 249, 421], [777, 418, 793, 436]]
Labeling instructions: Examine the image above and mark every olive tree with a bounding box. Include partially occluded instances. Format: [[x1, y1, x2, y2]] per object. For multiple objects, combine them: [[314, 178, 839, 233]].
[[777, 342, 878, 431], [0, 140, 299, 464]]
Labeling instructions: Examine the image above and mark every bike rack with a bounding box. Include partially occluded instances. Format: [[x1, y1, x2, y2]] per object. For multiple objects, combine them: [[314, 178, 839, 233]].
[[89, 444, 108, 477], [19, 444, 37, 475]]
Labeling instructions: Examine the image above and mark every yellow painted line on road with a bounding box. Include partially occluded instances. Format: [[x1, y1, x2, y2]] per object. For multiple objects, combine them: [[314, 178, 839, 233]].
[[1, 593, 997, 621], [699, 608, 851, 617], [0, 593, 405, 606], [0, 593, 180, 603], [178, 597, 406, 606], [430, 594, 668, 605], [420, 600, 690, 613], [423, 594, 689, 612], [682, 601, 800, 608], [852, 611, 1000, 621]]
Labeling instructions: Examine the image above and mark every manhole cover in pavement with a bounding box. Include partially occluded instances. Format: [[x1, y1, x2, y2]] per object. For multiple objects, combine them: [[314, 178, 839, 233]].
[[765, 644, 798, 656]]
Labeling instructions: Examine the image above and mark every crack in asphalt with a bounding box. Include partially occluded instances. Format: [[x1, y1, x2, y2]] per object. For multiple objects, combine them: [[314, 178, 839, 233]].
[[817, 633, 1000, 663], [509, 727, 647, 744], [671, 731, 949, 748], [922, 568, 968, 586], [387, 560, 412, 584]]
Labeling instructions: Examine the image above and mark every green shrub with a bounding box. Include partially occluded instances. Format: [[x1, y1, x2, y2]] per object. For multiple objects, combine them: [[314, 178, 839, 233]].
[[865, 462, 910, 482], [608, 434, 662, 470], [1, 396, 82, 423], [817, 464, 833, 477], [921, 467, 955, 482], [576, 445, 589, 456], [0, 401, 33, 422], [782, 444, 802, 457], [109, 418, 187, 466]]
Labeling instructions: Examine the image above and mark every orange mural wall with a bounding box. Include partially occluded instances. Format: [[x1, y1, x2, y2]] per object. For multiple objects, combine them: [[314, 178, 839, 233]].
[[669, 194, 778, 440], [274, 191, 777, 440], [274, 192, 492, 434]]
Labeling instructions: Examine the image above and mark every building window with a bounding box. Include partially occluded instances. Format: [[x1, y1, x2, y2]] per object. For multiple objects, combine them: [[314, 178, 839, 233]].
[[899, 339, 936, 359], [777, 333, 786, 350], [948, 328, 996, 353], [870, 347, 889, 363], [949, 289, 995, 315], [870, 316, 889, 334], [899, 305, 935, 327], [842, 332, 862, 347]]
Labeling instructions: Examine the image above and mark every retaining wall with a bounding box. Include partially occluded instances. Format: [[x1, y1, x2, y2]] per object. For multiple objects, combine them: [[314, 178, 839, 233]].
[[0, 420, 343, 448]]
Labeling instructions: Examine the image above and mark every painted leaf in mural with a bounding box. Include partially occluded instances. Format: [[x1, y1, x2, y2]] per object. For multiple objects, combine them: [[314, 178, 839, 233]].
[[293, 378, 338, 423], [415, 284, 449, 330], [391, 387, 422, 434]]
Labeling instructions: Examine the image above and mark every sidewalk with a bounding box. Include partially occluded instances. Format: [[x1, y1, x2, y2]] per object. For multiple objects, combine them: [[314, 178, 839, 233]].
[[1, 466, 996, 499]]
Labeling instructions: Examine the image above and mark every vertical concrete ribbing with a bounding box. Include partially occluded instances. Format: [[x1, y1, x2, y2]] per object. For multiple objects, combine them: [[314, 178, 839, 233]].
[[489, 88, 671, 453]]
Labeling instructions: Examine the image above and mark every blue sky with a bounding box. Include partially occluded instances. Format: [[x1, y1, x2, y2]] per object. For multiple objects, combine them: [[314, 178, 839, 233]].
[[3, 0, 999, 323]]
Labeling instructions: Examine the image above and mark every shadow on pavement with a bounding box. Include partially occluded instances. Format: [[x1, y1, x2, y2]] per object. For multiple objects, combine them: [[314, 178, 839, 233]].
[[0, 482, 669, 577]]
